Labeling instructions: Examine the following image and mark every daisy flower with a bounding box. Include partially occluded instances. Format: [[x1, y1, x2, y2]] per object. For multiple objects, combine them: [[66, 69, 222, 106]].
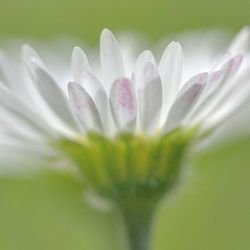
[[0, 27, 250, 250]]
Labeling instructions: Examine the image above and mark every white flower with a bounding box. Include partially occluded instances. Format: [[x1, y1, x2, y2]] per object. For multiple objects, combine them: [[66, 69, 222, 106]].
[[2, 29, 250, 250], [0, 28, 250, 172]]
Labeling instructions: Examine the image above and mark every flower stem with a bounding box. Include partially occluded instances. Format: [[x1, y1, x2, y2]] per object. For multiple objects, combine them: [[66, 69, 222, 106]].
[[115, 193, 159, 250], [121, 206, 154, 250]]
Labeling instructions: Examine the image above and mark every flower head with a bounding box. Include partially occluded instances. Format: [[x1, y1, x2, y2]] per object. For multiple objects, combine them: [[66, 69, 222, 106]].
[[0, 28, 250, 199]]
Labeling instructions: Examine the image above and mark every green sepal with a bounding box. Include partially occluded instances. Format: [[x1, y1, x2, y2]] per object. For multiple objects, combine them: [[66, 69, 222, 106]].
[[54, 128, 197, 199]]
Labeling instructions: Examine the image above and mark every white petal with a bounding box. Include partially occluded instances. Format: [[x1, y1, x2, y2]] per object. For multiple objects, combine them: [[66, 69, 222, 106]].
[[222, 54, 243, 75], [209, 55, 243, 99], [100, 28, 125, 91], [0, 106, 46, 142], [132, 50, 157, 85], [228, 27, 250, 55], [133, 58, 162, 132], [0, 51, 28, 97], [164, 73, 207, 132], [188, 55, 243, 124], [185, 71, 224, 122], [201, 87, 250, 133], [212, 28, 249, 71], [80, 70, 111, 133], [68, 82, 103, 132], [22, 44, 47, 70], [81, 70, 106, 103], [27, 61, 81, 135], [202, 71, 224, 98], [0, 137, 53, 158], [158, 42, 183, 123], [110, 77, 136, 131], [210, 52, 232, 72], [0, 85, 53, 136], [0, 52, 15, 88], [71, 47, 90, 83], [202, 63, 250, 126], [134, 50, 156, 68]]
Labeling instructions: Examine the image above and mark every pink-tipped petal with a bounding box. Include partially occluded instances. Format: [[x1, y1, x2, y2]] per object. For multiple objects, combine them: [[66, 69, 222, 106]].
[[201, 63, 250, 128], [177, 72, 208, 97], [68, 82, 103, 132], [164, 73, 207, 132], [195, 55, 243, 117], [184, 71, 224, 123], [196, 71, 223, 104], [80, 70, 110, 132], [223, 54, 243, 75], [194, 55, 244, 122], [110, 77, 136, 131]]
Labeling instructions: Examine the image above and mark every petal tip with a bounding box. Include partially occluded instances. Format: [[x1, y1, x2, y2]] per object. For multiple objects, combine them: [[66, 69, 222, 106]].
[[101, 28, 115, 39]]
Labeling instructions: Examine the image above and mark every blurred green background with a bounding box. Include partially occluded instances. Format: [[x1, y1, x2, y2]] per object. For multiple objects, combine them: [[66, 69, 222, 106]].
[[0, 0, 250, 249], [1, 0, 250, 43]]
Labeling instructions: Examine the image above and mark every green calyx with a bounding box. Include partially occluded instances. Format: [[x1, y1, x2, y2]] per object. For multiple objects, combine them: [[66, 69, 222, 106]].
[[55, 128, 197, 200]]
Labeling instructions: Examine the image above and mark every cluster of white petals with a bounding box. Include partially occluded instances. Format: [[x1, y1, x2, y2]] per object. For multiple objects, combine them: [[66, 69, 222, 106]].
[[0, 28, 250, 167]]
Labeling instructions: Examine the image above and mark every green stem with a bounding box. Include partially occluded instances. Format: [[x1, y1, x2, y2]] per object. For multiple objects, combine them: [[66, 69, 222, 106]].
[[115, 194, 159, 250], [121, 206, 154, 250]]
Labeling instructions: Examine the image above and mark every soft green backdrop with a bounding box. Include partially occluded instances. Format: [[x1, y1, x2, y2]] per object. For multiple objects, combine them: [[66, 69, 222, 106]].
[[1, 0, 250, 43], [0, 0, 250, 249]]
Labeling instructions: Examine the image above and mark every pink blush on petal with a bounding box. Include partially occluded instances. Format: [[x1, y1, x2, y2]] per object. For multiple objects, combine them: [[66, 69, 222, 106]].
[[115, 78, 135, 114]]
